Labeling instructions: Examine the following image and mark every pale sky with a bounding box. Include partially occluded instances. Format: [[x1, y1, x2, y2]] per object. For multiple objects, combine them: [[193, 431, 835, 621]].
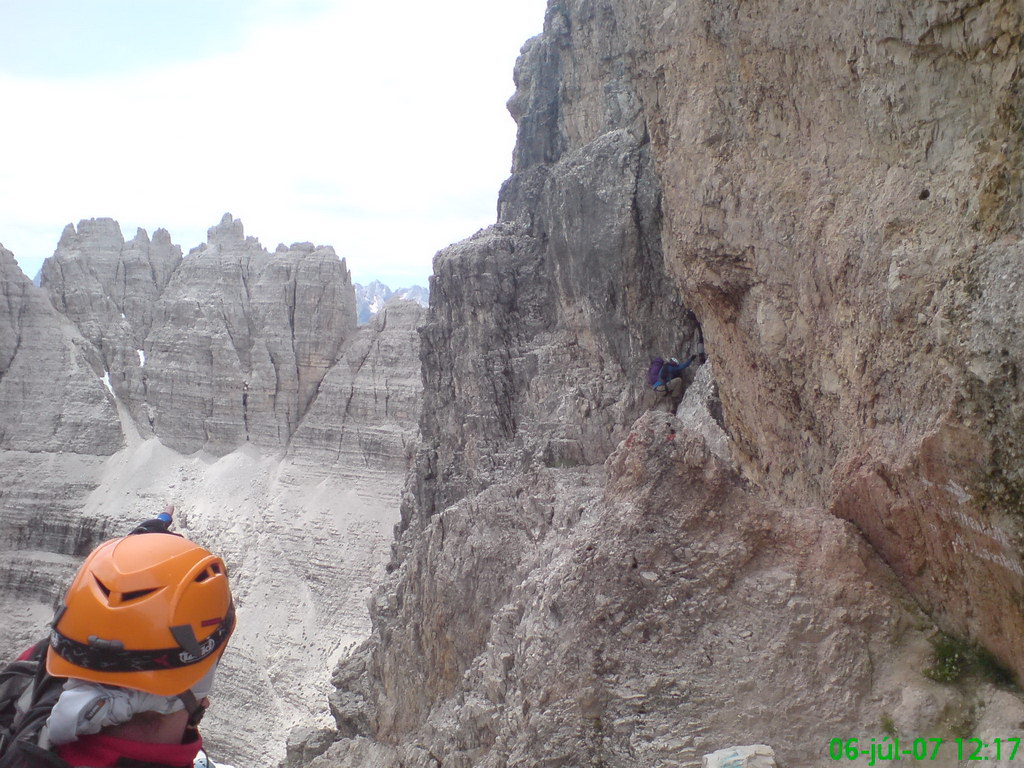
[[0, 0, 548, 288]]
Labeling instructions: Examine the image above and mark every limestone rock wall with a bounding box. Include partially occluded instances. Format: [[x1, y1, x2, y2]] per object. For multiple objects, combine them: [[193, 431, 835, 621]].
[[287, 299, 424, 496], [305, 68, 710, 760], [144, 216, 356, 454], [416, 125, 697, 526], [41, 213, 359, 455], [0, 245, 122, 454], [41, 218, 182, 375], [303, 1, 1024, 766], [609, 0, 1024, 674], [0, 450, 116, 656]]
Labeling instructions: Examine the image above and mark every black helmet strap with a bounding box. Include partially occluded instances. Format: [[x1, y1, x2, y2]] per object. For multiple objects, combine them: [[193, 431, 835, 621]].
[[177, 689, 207, 728]]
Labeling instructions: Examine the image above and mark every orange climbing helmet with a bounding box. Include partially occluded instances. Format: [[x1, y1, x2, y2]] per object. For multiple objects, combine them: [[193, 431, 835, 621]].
[[46, 532, 235, 697]]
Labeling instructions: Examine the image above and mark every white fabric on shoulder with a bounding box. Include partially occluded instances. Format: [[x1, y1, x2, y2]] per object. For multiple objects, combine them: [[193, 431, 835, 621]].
[[46, 663, 218, 745], [46, 680, 182, 745], [194, 748, 236, 768]]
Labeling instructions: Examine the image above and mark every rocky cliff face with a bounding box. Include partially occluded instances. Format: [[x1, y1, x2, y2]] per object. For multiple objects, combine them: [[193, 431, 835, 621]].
[[616, 0, 1024, 677], [301, 1, 1024, 766], [41, 218, 181, 378], [1, 244, 122, 454], [0, 219, 422, 768], [41, 213, 358, 455], [0, 245, 123, 654]]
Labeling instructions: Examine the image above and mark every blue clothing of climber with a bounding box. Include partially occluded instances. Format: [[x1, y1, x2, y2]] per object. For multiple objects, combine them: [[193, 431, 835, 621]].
[[650, 355, 697, 409], [658, 356, 696, 387]]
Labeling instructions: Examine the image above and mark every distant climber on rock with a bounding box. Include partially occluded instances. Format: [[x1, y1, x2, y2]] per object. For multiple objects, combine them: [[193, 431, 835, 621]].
[[647, 355, 697, 410], [0, 506, 236, 768]]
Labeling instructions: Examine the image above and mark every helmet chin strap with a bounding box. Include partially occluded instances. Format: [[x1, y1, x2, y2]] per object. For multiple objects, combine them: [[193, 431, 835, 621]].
[[177, 689, 207, 727]]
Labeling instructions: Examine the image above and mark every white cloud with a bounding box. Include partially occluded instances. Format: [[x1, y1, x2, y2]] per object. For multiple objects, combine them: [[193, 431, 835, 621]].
[[0, 0, 547, 287]]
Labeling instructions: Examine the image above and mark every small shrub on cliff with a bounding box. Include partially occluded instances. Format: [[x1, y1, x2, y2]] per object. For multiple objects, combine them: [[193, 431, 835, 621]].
[[880, 713, 898, 738], [924, 633, 1016, 686], [925, 634, 970, 683]]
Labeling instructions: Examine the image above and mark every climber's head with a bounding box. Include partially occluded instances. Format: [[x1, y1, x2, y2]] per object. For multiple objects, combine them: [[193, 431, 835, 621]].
[[47, 531, 234, 720]]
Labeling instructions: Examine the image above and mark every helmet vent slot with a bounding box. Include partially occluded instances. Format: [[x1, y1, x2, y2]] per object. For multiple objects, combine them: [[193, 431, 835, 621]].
[[93, 576, 111, 598], [121, 588, 158, 602], [195, 569, 211, 583], [211, 563, 222, 575]]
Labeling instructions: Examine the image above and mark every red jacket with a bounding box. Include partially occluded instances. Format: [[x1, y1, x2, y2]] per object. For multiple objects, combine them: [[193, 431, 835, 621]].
[[56, 732, 202, 768]]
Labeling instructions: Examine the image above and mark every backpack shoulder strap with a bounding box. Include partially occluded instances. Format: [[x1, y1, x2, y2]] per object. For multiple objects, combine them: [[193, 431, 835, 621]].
[[0, 642, 46, 753], [0, 641, 67, 766]]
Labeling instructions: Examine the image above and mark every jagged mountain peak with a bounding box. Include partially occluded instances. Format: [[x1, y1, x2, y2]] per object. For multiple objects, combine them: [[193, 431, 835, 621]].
[[57, 218, 126, 252], [33, 214, 367, 455], [206, 211, 247, 247], [354, 280, 429, 324]]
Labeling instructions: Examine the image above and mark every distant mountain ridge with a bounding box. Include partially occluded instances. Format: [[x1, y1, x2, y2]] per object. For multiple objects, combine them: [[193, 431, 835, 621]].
[[0, 213, 425, 768], [354, 280, 429, 324]]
